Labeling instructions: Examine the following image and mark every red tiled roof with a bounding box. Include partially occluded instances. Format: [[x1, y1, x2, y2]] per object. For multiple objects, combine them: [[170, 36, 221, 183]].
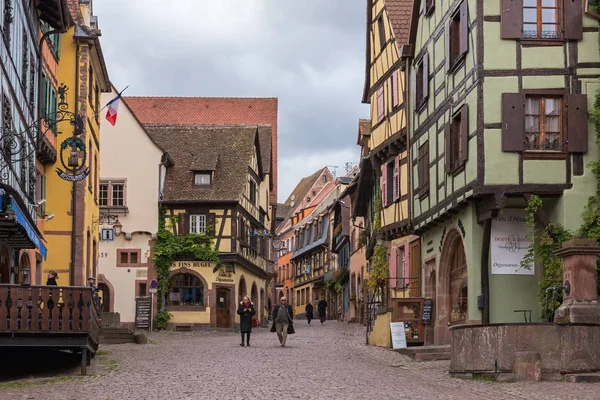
[[385, 0, 414, 46], [125, 96, 279, 202]]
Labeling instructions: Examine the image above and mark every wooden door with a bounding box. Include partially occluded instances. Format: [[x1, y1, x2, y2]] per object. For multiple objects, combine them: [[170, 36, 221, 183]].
[[216, 289, 230, 328]]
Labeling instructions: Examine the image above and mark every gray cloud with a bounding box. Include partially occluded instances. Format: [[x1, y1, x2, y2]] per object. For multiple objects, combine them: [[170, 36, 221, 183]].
[[95, 0, 368, 201]]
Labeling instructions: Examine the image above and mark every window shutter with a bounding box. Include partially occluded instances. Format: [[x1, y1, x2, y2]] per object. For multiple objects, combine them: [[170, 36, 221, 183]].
[[177, 213, 185, 236], [445, 23, 451, 70], [394, 156, 400, 201], [501, 93, 525, 152], [381, 166, 387, 207], [460, 1, 469, 55], [422, 52, 429, 103], [460, 105, 469, 164], [566, 94, 588, 153], [391, 71, 398, 108], [208, 213, 216, 236], [421, 144, 429, 193], [445, 123, 452, 172], [390, 246, 397, 289], [411, 66, 418, 107], [377, 87, 384, 122], [500, 0, 523, 39], [564, 0, 583, 40]]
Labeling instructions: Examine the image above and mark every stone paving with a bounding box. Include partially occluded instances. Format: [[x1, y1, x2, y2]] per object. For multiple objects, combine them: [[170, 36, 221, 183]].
[[2, 321, 600, 400]]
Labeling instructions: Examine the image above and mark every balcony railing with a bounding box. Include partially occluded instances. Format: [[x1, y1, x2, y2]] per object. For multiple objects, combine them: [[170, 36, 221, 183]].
[[0, 284, 100, 344]]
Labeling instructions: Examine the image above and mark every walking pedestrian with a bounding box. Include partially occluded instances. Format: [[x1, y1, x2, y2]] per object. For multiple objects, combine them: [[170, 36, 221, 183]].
[[237, 295, 255, 347], [46, 271, 58, 286], [305, 301, 314, 327], [318, 297, 328, 324], [270, 296, 294, 347]]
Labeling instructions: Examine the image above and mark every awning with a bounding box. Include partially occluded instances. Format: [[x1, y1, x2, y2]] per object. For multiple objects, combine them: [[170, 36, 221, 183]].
[[0, 195, 47, 259]]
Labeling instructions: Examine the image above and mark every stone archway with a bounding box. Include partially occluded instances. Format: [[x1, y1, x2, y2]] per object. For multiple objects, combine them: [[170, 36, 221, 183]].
[[238, 275, 247, 303], [436, 229, 467, 345], [251, 282, 258, 305], [97, 274, 116, 313]]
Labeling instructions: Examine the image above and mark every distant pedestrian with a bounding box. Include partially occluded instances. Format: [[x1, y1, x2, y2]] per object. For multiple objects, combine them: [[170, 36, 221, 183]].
[[46, 271, 58, 286], [270, 296, 294, 347], [318, 298, 328, 324], [305, 302, 314, 327], [237, 295, 255, 347]]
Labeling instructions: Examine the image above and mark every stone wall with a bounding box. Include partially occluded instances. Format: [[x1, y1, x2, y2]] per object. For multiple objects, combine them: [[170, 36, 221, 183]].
[[368, 310, 391, 348], [450, 323, 600, 377]]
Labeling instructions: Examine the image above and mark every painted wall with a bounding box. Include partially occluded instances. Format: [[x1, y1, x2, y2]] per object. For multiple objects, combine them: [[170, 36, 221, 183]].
[[97, 90, 163, 323], [368, 310, 391, 348]]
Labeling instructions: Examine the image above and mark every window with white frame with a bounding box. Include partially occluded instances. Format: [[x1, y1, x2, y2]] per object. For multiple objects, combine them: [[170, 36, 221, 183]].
[[99, 181, 126, 207], [190, 214, 207, 234], [194, 173, 211, 186]]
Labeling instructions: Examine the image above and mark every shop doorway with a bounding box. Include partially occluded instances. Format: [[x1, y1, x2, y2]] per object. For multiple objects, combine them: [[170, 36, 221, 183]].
[[216, 288, 230, 328], [98, 283, 111, 313], [437, 229, 467, 345]]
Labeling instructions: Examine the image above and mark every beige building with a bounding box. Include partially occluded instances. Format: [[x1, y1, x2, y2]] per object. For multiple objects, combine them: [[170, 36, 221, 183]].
[[97, 90, 170, 328]]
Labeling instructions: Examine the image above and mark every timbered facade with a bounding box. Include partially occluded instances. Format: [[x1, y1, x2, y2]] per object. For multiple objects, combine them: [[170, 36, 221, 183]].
[[407, 0, 598, 344], [146, 124, 275, 330], [365, 0, 423, 305]]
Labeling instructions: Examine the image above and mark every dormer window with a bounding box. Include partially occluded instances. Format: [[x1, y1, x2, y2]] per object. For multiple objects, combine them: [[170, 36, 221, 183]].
[[194, 173, 211, 186]]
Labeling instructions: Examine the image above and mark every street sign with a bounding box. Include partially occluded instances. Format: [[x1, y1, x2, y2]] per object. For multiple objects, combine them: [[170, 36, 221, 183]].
[[149, 288, 157, 294], [150, 280, 158, 289], [101, 228, 114, 241]]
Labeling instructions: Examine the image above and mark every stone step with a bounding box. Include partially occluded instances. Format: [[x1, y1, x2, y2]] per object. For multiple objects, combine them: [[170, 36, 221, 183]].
[[414, 352, 451, 362], [100, 336, 136, 344], [565, 373, 600, 383], [394, 345, 451, 358], [99, 327, 136, 344]]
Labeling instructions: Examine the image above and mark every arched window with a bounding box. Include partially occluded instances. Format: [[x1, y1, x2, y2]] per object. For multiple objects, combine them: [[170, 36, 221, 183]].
[[238, 277, 247, 302], [169, 274, 204, 306], [449, 240, 467, 323]]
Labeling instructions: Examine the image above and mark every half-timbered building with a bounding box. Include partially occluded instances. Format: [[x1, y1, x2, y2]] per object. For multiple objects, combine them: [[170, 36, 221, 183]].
[[146, 124, 274, 330], [407, 0, 599, 344]]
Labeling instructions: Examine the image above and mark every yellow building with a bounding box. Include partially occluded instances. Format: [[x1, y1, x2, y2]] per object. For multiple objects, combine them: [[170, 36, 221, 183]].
[[144, 124, 274, 329], [43, 0, 110, 286]]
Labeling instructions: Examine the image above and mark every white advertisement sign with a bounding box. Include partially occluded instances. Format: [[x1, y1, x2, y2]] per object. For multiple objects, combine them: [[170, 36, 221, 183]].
[[491, 209, 534, 275], [390, 322, 407, 349]]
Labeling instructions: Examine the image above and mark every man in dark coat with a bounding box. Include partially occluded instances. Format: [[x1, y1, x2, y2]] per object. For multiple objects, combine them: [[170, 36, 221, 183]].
[[270, 297, 294, 347], [318, 298, 328, 324], [305, 302, 314, 326], [237, 296, 255, 346], [46, 271, 58, 286]]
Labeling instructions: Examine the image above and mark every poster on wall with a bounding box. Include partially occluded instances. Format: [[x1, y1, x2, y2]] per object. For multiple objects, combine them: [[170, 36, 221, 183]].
[[491, 209, 534, 275]]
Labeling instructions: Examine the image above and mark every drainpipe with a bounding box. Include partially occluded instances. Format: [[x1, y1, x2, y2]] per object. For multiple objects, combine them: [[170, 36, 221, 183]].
[[70, 40, 80, 286], [404, 56, 412, 233], [481, 210, 497, 325]]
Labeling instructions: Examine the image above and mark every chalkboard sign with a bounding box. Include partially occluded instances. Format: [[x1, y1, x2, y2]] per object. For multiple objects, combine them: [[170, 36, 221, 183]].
[[135, 297, 152, 330], [422, 298, 433, 324]]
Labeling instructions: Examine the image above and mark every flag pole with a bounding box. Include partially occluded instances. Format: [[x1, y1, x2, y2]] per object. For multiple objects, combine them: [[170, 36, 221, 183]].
[[94, 85, 129, 119]]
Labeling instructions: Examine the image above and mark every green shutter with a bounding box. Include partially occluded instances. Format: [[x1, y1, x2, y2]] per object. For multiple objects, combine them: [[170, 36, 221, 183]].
[[41, 74, 48, 118]]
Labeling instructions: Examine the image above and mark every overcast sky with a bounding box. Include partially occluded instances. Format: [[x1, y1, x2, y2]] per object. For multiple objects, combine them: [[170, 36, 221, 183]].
[[94, 0, 368, 202]]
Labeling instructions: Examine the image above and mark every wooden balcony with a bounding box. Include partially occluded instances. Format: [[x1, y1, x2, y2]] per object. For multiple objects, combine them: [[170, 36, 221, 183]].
[[0, 284, 100, 374]]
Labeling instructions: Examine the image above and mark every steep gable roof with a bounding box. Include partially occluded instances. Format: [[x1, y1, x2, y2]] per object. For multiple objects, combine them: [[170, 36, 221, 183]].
[[145, 124, 260, 203]]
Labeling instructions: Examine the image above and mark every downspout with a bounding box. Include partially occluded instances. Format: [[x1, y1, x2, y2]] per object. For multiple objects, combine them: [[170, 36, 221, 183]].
[[70, 40, 80, 286], [481, 210, 497, 325], [404, 56, 412, 233]]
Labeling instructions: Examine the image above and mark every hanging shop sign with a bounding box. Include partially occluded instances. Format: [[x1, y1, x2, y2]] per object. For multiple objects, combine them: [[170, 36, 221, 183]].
[[491, 209, 534, 275], [52, 84, 89, 182]]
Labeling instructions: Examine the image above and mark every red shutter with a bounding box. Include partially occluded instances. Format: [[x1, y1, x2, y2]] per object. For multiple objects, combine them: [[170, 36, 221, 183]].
[[394, 156, 400, 201], [567, 94, 588, 153], [391, 71, 398, 108], [501, 0, 523, 39], [177, 213, 185, 236], [422, 52, 429, 103], [460, 105, 469, 164], [564, 0, 583, 40], [377, 87, 384, 122], [460, 1, 468, 55], [501, 93, 525, 152], [390, 246, 397, 289], [381, 166, 387, 207]]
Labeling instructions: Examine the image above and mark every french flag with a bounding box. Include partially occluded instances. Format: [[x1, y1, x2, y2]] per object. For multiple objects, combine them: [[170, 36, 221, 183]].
[[104, 90, 124, 126]]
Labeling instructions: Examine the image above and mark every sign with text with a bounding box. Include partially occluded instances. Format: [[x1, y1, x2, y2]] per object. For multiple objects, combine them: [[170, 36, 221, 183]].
[[170, 260, 217, 270], [390, 322, 407, 349], [491, 209, 534, 275], [135, 297, 152, 330], [422, 299, 433, 324]]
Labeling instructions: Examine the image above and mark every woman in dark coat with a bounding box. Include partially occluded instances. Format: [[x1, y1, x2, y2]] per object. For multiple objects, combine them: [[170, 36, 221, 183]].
[[318, 298, 328, 324], [305, 302, 314, 327], [46, 271, 58, 286], [237, 295, 256, 347]]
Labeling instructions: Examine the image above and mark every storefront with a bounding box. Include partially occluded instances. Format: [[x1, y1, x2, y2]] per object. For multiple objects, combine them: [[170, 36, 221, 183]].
[[165, 260, 266, 330]]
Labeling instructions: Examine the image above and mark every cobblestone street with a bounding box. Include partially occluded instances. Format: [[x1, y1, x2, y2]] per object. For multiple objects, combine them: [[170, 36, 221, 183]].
[[3, 322, 600, 400]]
